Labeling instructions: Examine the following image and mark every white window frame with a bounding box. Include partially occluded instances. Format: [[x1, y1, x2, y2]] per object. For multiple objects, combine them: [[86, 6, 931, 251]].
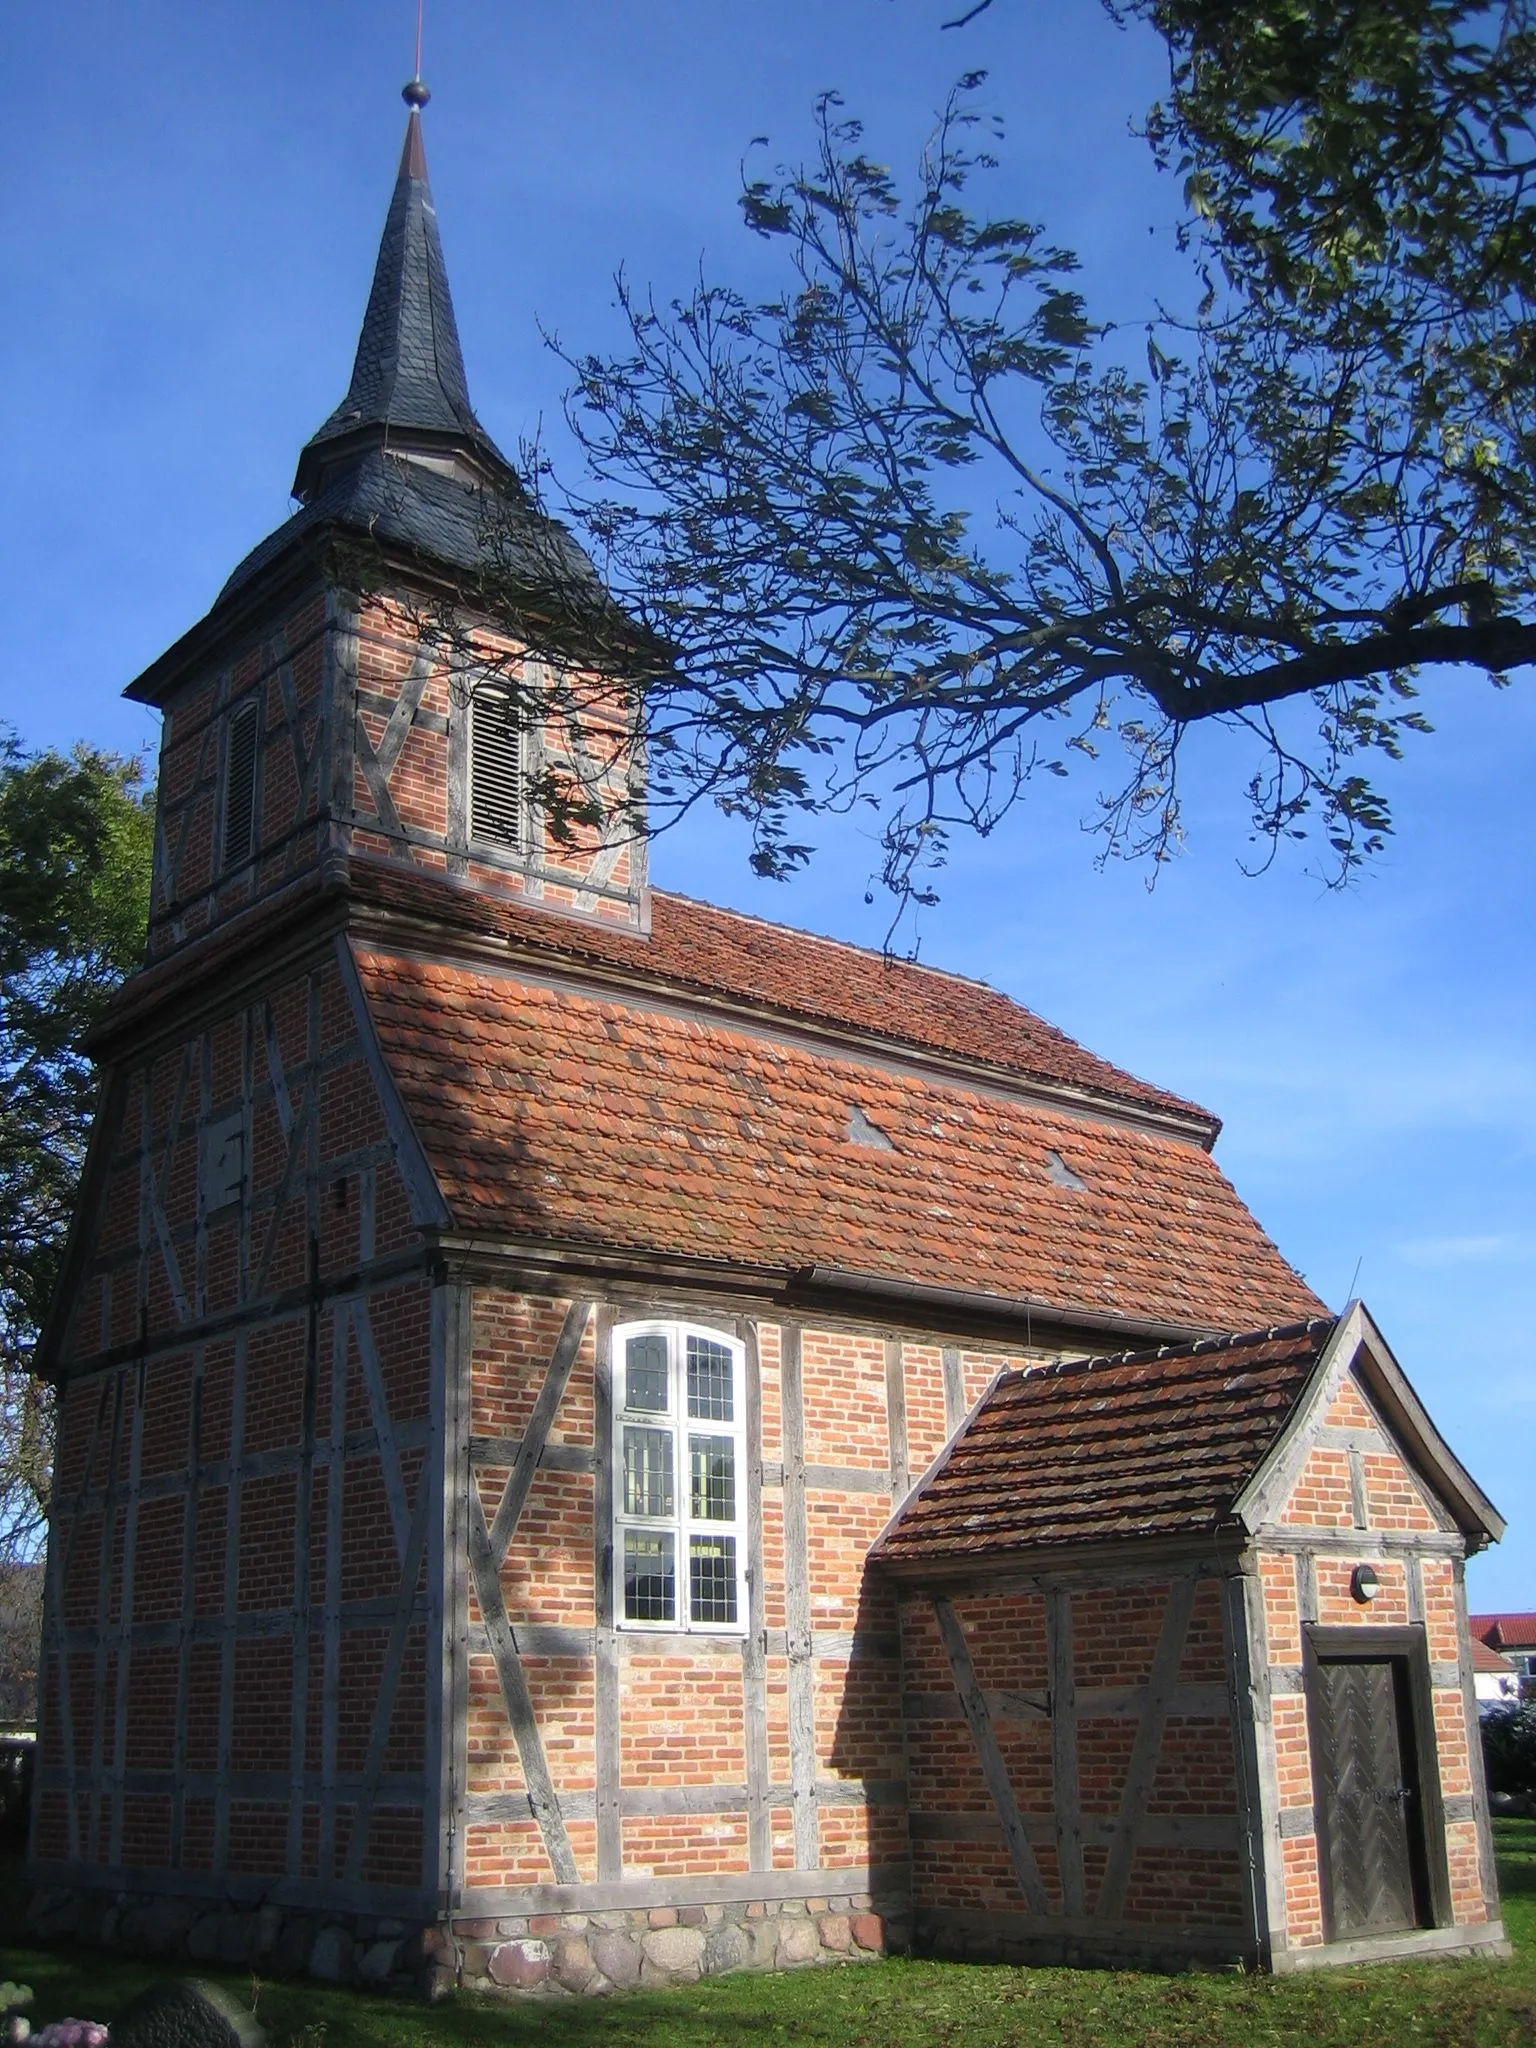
[[612, 1320, 748, 1636]]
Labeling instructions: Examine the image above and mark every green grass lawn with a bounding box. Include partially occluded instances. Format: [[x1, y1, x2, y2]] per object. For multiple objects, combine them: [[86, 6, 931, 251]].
[[4, 1823, 1534, 2048]]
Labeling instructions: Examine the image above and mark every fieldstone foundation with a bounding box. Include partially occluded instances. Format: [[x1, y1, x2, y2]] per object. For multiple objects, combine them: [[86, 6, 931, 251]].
[[23, 1887, 434, 1995], [452, 1892, 901, 1997], [23, 1886, 904, 1999]]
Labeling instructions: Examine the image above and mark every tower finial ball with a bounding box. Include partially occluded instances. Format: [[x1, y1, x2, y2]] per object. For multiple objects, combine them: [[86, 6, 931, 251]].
[[403, 77, 431, 108]]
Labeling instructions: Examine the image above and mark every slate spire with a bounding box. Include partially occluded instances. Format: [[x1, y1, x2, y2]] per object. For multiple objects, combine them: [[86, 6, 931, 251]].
[[292, 81, 512, 502]]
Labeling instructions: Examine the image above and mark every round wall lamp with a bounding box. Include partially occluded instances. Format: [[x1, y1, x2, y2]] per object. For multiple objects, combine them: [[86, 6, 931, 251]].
[[1351, 1563, 1382, 1604]]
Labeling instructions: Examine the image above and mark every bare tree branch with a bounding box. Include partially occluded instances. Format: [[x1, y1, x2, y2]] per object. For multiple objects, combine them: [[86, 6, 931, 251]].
[[434, 5, 1534, 911]]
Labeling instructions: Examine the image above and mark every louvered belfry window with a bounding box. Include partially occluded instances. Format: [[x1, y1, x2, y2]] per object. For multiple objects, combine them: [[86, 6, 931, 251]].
[[222, 699, 259, 871], [470, 686, 523, 849]]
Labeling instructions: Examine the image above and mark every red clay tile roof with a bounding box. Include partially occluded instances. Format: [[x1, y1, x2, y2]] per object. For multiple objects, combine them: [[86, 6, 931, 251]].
[[1472, 1637, 1519, 1675], [1471, 1614, 1536, 1651], [870, 1318, 1336, 1569], [96, 857, 1213, 1131], [353, 944, 1321, 1333], [346, 861, 1215, 1130]]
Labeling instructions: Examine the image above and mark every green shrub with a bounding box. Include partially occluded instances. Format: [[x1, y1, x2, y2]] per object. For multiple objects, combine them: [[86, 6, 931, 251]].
[[1482, 1703, 1536, 1797]]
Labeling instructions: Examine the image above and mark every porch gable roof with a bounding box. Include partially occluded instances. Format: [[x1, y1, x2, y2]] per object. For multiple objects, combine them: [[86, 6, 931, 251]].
[[872, 1301, 1504, 1574], [870, 1318, 1336, 1572]]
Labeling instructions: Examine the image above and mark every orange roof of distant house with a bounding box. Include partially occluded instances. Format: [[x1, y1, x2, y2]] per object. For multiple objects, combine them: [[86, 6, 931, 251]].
[[1471, 1613, 1536, 1652], [1471, 1637, 1519, 1675]]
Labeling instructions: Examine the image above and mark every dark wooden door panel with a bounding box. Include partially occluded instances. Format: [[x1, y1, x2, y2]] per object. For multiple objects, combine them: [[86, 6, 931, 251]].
[[1312, 1657, 1419, 1939]]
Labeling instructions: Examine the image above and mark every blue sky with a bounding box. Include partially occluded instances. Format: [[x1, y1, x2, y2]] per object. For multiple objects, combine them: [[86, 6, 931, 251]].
[[3, 2, 1531, 1606]]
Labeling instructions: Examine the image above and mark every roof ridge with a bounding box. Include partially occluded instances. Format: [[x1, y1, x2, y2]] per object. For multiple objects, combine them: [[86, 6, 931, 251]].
[[653, 887, 1005, 996], [329, 863, 1217, 1127], [650, 887, 1206, 1121], [99, 861, 1213, 1129], [1004, 1313, 1338, 1391]]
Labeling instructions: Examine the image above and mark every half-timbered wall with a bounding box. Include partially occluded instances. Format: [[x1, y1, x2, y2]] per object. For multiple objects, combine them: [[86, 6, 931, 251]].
[[352, 599, 644, 929], [147, 588, 645, 964], [34, 916, 1502, 1989], [448, 1289, 1030, 1982], [897, 1569, 1250, 1966], [32, 943, 449, 1937], [1253, 1369, 1498, 1959], [148, 590, 333, 959]]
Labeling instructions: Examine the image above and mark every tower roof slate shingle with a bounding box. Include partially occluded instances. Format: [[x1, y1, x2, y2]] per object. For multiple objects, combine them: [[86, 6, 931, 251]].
[[292, 107, 512, 501], [214, 445, 595, 605], [150, 100, 602, 667]]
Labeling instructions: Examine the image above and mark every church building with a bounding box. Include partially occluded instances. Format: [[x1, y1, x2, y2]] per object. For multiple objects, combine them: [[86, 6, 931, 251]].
[[27, 85, 1509, 1994]]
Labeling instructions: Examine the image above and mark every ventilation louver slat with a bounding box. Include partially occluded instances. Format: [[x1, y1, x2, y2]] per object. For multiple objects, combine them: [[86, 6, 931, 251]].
[[222, 700, 259, 871], [471, 689, 522, 849]]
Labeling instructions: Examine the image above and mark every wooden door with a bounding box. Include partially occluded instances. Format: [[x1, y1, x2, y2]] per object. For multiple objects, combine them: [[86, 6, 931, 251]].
[[1310, 1655, 1426, 1940]]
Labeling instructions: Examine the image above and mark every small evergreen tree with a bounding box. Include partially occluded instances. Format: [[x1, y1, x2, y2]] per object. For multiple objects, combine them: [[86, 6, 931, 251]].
[[1482, 1702, 1536, 1801]]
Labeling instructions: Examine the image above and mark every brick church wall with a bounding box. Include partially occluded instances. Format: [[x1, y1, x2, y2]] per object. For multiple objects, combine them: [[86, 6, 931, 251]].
[[449, 1292, 1037, 1991], [146, 591, 644, 966], [352, 599, 641, 924], [147, 591, 332, 960], [897, 1572, 1249, 1963], [34, 866, 1501, 1992], [31, 947, 443, 1947]]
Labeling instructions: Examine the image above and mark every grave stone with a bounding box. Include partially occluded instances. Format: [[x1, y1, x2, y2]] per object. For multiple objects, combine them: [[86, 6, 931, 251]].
[[110, 1979, 265, 2048]]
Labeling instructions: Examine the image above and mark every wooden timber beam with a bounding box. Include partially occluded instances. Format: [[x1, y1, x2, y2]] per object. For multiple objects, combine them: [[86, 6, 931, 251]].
[[780, 1323, 820, 1871], [1046, 1588, 1085, 1918], [466, 1297, 595, 1888], [933, 1595, 1050, 1916], [592, 1307, 622, 1881], [1095, 1574, 1198, 1921], [740, 1317, 772, 1872]]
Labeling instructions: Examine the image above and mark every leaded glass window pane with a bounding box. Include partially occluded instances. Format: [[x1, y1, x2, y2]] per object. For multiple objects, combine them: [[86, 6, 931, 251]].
[[686, 1335, 734, 1422], [625, 1332, 669, 1413], [622, 1427, 674, 1517], [615, 1324, 744, 1633], [624, 1531, 676, 1622], [689, 1536, 738, 1625], [689, 1435, 735, 1522]]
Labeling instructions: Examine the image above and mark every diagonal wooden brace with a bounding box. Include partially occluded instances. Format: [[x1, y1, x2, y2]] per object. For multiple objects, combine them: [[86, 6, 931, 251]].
[[1095, 1573, 1199, 1920], [466, 1298, 594, 1888], [934, 1594, 1050, 1916]]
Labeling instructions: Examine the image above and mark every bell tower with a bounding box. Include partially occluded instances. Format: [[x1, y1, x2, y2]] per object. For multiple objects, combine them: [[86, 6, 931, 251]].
[[131, 81, 648, 966], [32, 77, 650, 1964]]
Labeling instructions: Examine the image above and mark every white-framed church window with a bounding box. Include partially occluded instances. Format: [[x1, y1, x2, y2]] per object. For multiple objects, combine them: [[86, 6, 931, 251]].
[[612, 1322, 747, 1633]]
